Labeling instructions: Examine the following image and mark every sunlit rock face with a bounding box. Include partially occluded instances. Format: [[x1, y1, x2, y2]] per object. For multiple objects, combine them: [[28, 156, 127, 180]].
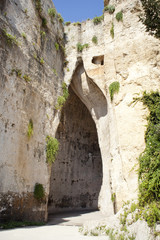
[[0, 0, 160, 222], [0, 0, 64, 222], [64, 0, 160, 213]]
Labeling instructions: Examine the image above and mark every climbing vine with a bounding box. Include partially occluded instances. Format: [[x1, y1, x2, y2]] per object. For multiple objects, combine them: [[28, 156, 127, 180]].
[[135, 91, 160, 206]]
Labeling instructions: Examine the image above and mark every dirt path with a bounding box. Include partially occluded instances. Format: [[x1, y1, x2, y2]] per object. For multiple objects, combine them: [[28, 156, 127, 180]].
[[0, 211, 108, 240], [0, 225, 108, 240]]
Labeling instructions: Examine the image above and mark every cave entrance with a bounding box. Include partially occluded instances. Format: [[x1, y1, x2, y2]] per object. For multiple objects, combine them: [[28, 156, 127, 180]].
[[48, 86, 102, 214]]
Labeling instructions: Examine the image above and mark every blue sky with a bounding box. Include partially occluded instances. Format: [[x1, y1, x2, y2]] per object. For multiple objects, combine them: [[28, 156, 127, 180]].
[[52, 0, 104, 22]]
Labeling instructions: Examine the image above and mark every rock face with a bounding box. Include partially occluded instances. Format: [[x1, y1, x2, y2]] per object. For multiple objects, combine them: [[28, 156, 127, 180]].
[[61, 0, 160, 214], [0, 0, 160, 222], [49, 86, 102, 212], [0, 0, 64, 222]]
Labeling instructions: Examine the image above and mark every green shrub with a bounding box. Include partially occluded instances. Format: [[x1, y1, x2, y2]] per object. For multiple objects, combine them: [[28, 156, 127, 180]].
[[55, 96, 66, 110], [40, 31, 46, 38], [40, 57, 44, 64], [55, 82, 69, 110], [73, 22, 81, 26], [65, 21, 71, 26], [109, 81, 120, 101], [130, 202, 138, 213], [55, 42, 59, 51], [116, 11, 123, 22], [24, 8, 28, 14], [33, 53, 37, 60], [140, 0, 160, 38], [77, 42, 89, 52], [35, 0, 42, 13], [92, 35, 98, 44], [93, 15, 104, 25], [21, 32, 26, 39], [3, 29, 19, 46], [34, 183, 45, 200], [42, 17, 47, 27], [104, 5, 115, 14], [110, 22, 114, 39], [27, 119, 33, 139], [23, 74, 31, 82], [134, 91, 160, 206], [143, 202, 160, 227], [52, 68, 57, 76], [62, 82, 69, 100], [46, 136, 59, 164], [48, 8, 56, 18], [11, 69, 22, 78], [111, 193, 116, 202], [57, 13, 64, 23]]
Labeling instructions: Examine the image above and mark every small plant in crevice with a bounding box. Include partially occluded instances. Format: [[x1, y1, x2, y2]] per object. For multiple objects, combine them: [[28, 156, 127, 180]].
[[24, 8, 28, 14], [34, 183, 45, 201], [42, 17, 47, 28], [35, 0, 42, 14], [55, 42, 59, 51], [92, 35, 98, 44], [104, 5, 115, 14], [77, 43, 89, 52], [65, 21, 71, 26], [77, 43, 83, 52], [33, 52, 38, 60], [23, 74, 31, 82], [73, 22, 81, 26], [11, 68, 22, 78], [116, 11, 123, 22], [52, 68, 57, 76], [110, 22, 114, 39], [55, 96, 66, 110], [3, 29, 19, 46], [93, 15, 104, 25], [111, 193, 116, 202], [21, 32, 27, 39], [57, 13, 64, 23], [27, 119, 33, 139], [55, 82, 69, 110], [62, 82, 69, 100], [40, 57, 44, 65], [109, 81, 120, 101], [46, 136, 59, 164], [48, 8, 56, 18], [40, 31, 46, 38]]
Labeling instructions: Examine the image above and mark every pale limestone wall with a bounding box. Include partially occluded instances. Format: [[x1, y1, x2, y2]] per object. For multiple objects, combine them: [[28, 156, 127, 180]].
[[64, 0, 160, 212], [0, 0, 64, 221], [49, 87, 102, 213]]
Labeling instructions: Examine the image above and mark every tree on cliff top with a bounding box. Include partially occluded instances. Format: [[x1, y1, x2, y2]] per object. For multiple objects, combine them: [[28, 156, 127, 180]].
[[140, 0, 160, 38]]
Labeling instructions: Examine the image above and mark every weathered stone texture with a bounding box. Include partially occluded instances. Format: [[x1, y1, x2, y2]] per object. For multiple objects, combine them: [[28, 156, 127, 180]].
[[0, 0, 64, 222], [0, 0, 160, 223], [49, 87, 102, 212], [64, 0, 160, 213]]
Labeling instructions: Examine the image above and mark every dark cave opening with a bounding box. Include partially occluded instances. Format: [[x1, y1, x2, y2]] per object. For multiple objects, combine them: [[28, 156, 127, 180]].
[[48, 86, 102, 213]]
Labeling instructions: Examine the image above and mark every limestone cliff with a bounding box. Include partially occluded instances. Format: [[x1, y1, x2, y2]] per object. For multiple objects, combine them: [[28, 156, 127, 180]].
[[0, 0, 64, 222], [0, 0, 160, 223], [63, 0, 160, 214]]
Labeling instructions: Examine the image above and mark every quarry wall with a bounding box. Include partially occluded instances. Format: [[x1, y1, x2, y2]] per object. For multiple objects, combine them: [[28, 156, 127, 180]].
[[0, 0, 160, 222]]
